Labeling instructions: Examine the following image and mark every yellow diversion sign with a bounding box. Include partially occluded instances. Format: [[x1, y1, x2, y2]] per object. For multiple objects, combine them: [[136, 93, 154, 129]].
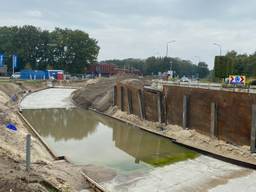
[[229, 75, 246, 85]]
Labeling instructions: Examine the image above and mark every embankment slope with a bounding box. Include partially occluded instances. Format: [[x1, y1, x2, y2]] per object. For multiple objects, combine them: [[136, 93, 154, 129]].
[[0, 82, 93, 192]]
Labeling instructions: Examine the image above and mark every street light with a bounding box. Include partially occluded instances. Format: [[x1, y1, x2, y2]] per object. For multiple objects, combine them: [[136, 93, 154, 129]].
[[213, 43, 222, 56], [166, 40, 176, 57], [194, 56, 201, 64]]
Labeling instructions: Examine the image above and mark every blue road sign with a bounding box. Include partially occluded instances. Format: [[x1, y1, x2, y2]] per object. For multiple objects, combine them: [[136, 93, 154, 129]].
[[0, 54, 3, 67], [12, 54, 17, 69]]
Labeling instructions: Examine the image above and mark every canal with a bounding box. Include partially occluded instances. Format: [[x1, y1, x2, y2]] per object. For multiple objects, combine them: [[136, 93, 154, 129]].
[[20, 88, 256, 192], [22, 108, 198, 173]]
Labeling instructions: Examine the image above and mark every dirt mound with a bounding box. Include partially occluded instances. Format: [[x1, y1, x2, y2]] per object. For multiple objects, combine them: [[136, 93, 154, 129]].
[[119, 79, 144, 88], [72, 77, 145, 113], [72, 78, 116, 112], [0, 82, 23, 97]]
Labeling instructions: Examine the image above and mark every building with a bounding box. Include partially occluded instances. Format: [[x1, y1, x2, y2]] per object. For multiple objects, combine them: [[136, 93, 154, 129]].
[[87, 63, 116, 76], [0, 65, 7, 76], [87, 63, 142, 76]]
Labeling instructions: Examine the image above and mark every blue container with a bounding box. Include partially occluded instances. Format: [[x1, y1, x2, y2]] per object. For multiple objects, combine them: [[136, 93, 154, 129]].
[[20, 70, 46, 80]]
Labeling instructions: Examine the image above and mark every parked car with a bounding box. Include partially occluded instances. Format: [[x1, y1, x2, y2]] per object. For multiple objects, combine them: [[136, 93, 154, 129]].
[[10, 72, 21, 79], [180, 76, 190, 82]]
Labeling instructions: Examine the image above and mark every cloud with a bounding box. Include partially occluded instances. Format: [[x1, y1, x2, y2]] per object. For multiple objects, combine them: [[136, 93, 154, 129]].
[[25, 10, 42, 18], [0, 0, 256, 68]]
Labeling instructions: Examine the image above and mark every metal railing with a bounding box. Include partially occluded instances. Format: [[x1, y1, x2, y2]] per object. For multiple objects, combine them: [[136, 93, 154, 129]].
[[151, 79, 256, 94]]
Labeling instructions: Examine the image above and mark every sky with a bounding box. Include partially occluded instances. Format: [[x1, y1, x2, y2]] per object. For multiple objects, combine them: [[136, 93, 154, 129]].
[[1, 0, 256, 69]]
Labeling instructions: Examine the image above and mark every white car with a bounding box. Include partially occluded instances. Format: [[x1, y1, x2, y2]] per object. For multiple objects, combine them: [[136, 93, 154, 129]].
[[180, 76, 190, 82], [10, 72, 21, 79]]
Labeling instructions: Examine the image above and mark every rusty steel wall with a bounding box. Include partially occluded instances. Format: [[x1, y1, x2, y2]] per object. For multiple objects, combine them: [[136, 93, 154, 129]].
[[115, 82, 159, 121], [144, 91, 158, 122], [166, 86, 256, 146], [123, 86, 129, 112], [116, 83, 121, 109], [116, 82, 255, 146], [116, 82, 139, 115], [129, 87, 140, 117]]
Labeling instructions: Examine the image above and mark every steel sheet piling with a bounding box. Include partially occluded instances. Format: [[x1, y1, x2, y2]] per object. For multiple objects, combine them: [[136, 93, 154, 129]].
[[211, 102, 218, 138], [251, 105, 256, 153], [182, 95, 189, 129]]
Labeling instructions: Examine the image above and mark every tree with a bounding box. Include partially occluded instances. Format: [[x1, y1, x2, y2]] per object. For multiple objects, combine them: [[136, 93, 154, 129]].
[[0, 25, 100, 74], [103, 56, 210, 77], [197, 62, 210, 78], [214, 56, 234, 78]]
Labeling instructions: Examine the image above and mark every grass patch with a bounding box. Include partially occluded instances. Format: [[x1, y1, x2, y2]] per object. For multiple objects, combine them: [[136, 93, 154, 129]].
[[145, 152, 199, 167], [0, 79, 10, 83]]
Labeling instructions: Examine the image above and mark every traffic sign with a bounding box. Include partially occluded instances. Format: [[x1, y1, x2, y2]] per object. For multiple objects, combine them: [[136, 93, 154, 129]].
[[0, 54, 3, 67], [229, 75, 246, 85], [12, 54, 17, 69]]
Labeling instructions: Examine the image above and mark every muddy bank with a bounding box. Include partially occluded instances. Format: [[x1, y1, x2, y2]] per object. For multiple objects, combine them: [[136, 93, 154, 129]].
[[0, 81, 115, 192]]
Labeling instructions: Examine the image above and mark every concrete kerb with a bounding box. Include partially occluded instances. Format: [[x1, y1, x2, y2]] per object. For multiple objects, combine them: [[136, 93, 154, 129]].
[[17, 111, 58, 160], [89, 108, 256, 170], [81, 172, 107, 192]]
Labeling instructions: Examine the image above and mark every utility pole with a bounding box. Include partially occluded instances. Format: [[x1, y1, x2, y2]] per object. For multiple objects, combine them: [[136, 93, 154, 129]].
[[213, 43, 222, 56], [166, 40, 176, 57], [166, 40, 176, 76], [194, 56, 201, 64]]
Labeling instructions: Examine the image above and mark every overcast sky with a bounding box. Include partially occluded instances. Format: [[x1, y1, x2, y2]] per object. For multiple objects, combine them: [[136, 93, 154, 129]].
[[1, 0, 256, 68]]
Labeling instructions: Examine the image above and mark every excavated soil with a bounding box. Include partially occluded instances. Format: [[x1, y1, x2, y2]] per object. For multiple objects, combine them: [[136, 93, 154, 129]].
[[72, 78, 116, 112], [0, 81, 116, 192]]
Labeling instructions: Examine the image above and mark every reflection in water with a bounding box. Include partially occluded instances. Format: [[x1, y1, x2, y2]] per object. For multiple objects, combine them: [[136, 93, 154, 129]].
[[23, 108, 198, 172], [23, 109, 98, 141]]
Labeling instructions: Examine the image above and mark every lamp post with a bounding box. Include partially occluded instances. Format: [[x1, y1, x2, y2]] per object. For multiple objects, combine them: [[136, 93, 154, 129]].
[[166, 40, 176, 57], [213, 43, 222, 56], [166, 40, 176, 77], [194, 56, 201, 64]]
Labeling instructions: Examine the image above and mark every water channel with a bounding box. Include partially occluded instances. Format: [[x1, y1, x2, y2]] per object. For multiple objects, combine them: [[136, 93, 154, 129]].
[[22, 108, 198, 173], [20, 88, 256, 192]]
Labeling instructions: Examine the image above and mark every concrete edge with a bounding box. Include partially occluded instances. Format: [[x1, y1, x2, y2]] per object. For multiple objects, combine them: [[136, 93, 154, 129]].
[[89, 108, 256, 170], [81, 172, 106, 192], [17, 111, 58, 160]]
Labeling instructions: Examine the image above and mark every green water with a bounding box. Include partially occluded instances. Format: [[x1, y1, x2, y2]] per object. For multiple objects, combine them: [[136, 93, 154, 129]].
[[22, 108, 198, 172]]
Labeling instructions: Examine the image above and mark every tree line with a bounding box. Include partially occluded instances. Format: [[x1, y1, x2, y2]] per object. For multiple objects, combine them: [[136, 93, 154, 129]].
[[214, 50, 256, 78], [0, 25, 99, 74], [102, 57, 210, 78]]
